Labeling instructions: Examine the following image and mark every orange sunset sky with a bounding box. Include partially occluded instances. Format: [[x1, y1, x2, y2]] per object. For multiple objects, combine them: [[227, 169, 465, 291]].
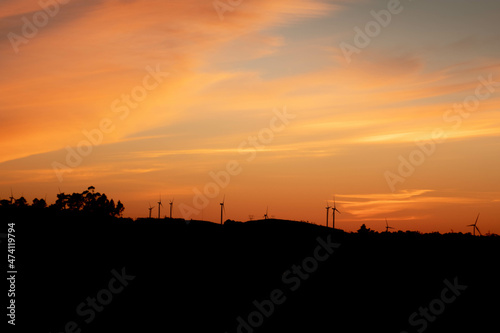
[[1, 0, 499, 233]]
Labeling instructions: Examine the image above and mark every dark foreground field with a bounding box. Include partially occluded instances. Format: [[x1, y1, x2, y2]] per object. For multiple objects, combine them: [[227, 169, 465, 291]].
[[6, 214, 500, 332]]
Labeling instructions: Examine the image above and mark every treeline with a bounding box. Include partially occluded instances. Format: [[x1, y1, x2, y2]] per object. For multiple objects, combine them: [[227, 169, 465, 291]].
[[0, 186, 124, 218], [355, 223, 499, 238]]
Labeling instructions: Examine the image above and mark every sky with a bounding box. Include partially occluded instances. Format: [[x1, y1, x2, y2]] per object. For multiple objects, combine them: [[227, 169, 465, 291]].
[[1, 0, 499, 233]]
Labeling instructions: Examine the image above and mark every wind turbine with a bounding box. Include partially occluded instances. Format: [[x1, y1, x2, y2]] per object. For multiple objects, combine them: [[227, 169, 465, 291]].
[[325, 201, 331, 227], [220, 195, 225, 225], [169, 198, 174, 219], [148, 203, 155, 219], [385, 218, 394, 233], [467, 213, 482, 236], [332, 196, 341, 229], [264, 206, 269, 220], [157, 195, 163, 219]]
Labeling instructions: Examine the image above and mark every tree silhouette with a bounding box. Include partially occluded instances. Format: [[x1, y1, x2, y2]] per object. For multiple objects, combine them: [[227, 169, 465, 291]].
[[55, 186, 124, 217], [115, 200, 125, 217], [55, 192, 69, 210], [32, 198, 47, 209], [0, 186, 124, 218], [15, 196, 27, 207], [357, 224, 375, 234]]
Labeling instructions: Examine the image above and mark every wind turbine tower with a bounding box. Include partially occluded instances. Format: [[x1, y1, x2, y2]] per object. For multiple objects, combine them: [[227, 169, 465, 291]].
[[325, 202, 331, 227], [264, 206, 269, 220], [467, 213, 482, 236], [169, 198, 174, 219], [148, 203, 155, 219], [157, 196, 163, 219], [332, 196, 341, 229], [385, 218, 394, 233], [220, 196, 225, 225]]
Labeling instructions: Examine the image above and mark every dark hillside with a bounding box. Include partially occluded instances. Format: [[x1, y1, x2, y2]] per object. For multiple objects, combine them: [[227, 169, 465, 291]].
[[5, 213, 500, 332]]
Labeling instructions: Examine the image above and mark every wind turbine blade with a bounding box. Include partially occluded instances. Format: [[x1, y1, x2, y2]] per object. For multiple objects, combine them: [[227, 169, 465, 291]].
[[475, 213, 480, 225]]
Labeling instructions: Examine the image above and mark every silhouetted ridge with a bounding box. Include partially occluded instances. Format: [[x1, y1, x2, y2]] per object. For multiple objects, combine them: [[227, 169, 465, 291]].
[[3, 191, 499, 332]]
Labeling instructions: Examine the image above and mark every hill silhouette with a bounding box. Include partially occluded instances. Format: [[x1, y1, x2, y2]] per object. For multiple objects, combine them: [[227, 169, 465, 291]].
[[3, 190, 499, 332]]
